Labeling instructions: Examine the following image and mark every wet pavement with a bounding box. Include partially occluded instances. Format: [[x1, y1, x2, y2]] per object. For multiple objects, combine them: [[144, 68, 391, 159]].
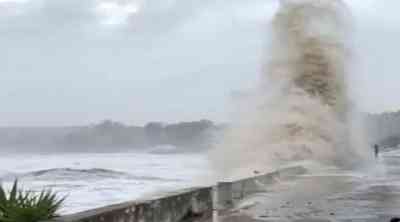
[[215, 151, 400, 222]]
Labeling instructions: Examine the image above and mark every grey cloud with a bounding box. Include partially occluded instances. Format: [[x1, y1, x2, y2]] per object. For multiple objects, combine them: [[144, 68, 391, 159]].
[[0, 0, 273, 126], [1, 0, 399, 126]]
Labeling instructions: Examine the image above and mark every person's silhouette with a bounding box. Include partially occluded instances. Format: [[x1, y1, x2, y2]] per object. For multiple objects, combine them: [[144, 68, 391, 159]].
[[374, 144, 379, 158]]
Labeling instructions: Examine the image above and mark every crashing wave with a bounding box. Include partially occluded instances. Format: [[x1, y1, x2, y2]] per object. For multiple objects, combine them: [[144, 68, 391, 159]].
[[1, 168, 181, 182]]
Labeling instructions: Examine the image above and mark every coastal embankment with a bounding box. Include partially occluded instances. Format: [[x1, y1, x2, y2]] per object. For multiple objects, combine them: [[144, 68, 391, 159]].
[[44, 166, 306, 222]]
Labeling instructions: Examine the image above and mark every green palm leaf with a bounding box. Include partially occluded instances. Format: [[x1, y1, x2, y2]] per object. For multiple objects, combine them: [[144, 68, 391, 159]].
[[0, 180, 66, 222]]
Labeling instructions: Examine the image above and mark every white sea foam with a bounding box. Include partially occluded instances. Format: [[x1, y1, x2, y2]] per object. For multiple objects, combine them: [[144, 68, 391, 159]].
[[0, 152, 209, 214]]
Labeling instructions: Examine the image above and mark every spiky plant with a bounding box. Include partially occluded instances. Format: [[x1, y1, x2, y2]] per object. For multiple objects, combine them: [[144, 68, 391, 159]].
[[0, 180, 65, 222]]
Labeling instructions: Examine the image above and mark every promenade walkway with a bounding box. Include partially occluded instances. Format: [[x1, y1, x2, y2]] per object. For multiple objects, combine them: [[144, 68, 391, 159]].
[[213, 152, 400, 222]]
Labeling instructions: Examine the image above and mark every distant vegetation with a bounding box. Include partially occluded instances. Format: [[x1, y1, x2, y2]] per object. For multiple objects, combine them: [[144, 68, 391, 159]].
[[2, 112, 399, 153], [0, 120, 222, 153], [0, 180, 64, 222], [366, 110, 400, 148]]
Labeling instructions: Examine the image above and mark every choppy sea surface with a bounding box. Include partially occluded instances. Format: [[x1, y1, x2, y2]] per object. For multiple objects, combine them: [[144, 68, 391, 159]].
[[1, 148, 399, 215], [0, 150, 211, 214]]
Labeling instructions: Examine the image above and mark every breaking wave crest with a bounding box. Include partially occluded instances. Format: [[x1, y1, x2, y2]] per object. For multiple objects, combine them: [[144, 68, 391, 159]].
[[2, 168, 180, 182]]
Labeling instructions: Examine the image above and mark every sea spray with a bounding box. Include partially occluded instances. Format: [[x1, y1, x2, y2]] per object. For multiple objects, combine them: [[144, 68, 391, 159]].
[[210, 0, 368, 179]]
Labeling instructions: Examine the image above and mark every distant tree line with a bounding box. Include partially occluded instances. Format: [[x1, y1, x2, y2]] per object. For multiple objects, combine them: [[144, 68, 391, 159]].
[[0, 119, 222, 153], [365, 110, 400, 148], [3, 111, 399, 153]]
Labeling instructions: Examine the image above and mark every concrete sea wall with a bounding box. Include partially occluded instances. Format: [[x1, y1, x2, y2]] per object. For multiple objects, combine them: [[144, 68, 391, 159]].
[[216, 166, 307, 210], [46, 166, 306, 222]]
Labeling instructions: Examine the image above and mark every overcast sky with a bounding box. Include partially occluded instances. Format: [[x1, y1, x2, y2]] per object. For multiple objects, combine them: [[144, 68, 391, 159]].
[[0, 0, 399, 126]]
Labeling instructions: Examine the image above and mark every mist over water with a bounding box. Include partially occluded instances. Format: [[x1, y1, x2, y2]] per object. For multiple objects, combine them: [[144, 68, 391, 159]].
[[211, 0, 369, 179]]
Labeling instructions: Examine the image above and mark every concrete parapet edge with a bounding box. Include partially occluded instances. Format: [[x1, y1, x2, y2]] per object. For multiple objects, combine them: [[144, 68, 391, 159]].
[[216, 166, 307, 210], [44, 166, 307, 222], [46, 187, 212, 222]]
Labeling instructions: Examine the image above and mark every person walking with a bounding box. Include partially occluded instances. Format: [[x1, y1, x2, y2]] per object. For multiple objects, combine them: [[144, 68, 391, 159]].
[[374, 144, 379, 159]]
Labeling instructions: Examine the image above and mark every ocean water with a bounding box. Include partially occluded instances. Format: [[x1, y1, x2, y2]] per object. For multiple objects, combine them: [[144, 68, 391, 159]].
[[1, 148, 399, 215], [0, 151, 211, 214]]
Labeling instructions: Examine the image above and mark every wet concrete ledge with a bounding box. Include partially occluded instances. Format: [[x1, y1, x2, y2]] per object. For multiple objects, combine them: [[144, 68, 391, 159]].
[[44, 166, 306, 222], [46, 187, 212, 222], [217, 166, 308, 210]]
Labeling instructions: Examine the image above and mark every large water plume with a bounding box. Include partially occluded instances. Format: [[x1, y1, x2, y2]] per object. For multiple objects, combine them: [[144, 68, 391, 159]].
[[210, 0, 368, 179]]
